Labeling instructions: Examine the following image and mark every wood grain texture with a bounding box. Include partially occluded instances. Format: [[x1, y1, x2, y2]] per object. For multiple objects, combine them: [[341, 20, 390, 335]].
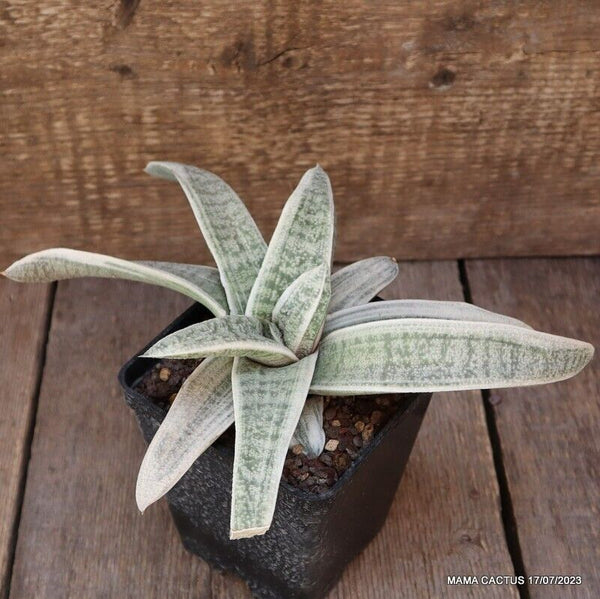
[[9, 280, 212, 598], [466, 258, 600, 598], [327, 262, 519, 598], [1, 1, 600, 265], [0, 281, 51, 598]]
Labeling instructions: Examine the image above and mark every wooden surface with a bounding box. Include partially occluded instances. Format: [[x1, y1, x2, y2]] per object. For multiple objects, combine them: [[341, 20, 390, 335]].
[[2, 2, 600, 266], [1, 258, 597, 597], [0, 281, 51, 597], [467, 258, 600, 598], [9, 281, 213, 598]]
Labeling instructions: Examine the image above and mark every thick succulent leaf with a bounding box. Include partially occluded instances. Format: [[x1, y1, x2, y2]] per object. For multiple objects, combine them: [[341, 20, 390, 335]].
[[136, 357, 235, 512], [146, 162, 267, 314], [230, 352, 319, 539], [323, 299, 531, 336], [290, 395, 326, 458], [137, 261, 227, 310], [297, 282, 331, 358], [3, 248, 228, 316], [311, 319, 594, 395], [328, 256, 399, 313], [246, 165, 334, 323], [272, 264, 330, 357], [142, 315, 298, 367]]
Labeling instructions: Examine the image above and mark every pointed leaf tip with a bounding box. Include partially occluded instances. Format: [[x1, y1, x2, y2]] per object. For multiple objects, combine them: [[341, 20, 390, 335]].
[[135, 357, 234, 512], [142, 316, 298, 366], [144, 161, 267, 314], [272, 263, 330, 357], [312, 319, 594, 395], [230, 353, 318, 537], [246, 165, 334, 322], [144, 161, 179, 181], [329, 256, 399, 313], [135, 485, 152, 514], [2, 249, 228, 315]]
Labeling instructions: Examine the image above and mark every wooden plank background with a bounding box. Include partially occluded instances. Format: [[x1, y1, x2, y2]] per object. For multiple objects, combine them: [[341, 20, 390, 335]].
[[467, 257, 600, 598], [9, 281, 215, 598], [0, 281, 51, 597], [1, 1, 600, 266]]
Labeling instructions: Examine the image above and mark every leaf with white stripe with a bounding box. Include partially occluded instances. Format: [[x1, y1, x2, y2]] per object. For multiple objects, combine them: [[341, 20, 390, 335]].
[[329, 256, 399, 313], [142, 315, 298, 367], [246, 166, 334, 322], [311, 319, 594, 395], [323, 299, 531, 336], [230, 352, 318, 539], [146, 161, 267, 314], [272, 263, 330, 357], [137, 261, 227, 310], [136, 357, 235, 512], [3, 248, 228, 316], [290, 395, 326, 458]]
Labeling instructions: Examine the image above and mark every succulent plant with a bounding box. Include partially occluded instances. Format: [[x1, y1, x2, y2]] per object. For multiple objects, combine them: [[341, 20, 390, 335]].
[[3, 162, 593, 540]]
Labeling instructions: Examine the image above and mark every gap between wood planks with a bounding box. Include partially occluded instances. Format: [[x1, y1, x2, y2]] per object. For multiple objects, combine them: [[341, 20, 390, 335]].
[[4, 283, 56, 599], [458, 260, 530, 599]]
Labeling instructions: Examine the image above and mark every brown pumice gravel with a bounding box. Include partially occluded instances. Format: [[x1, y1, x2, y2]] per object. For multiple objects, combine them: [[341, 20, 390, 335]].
[[282, 394, 406, 494], [136, 359, 408, 495], [136, 358, 201, 410]]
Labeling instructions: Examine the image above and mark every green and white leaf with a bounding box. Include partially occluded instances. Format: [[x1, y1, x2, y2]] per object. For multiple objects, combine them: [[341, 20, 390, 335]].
[[136, 357, 235, 512], [311, 319, 594, 395], [272, 263, 330, 357], [246, 166, 334, 322], [3, 248, 228, 316], [142, 315, 298, 367], [329, 256, 399, 313], [290, 395, 326, 458], [230, 352, 318, 539], [146, 162, 267, 314], [137, 261, 227, 311], [296, 281, 331, 358], [323, 299, 531, 336]]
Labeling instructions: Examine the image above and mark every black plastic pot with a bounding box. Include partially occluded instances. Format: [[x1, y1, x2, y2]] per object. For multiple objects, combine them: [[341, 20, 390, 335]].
[[118, 303, 431, 599]]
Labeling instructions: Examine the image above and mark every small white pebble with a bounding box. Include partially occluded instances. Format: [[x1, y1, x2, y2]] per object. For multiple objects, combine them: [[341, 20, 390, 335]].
[[325, 439, 339, 451], [159, 367, 171, 382]]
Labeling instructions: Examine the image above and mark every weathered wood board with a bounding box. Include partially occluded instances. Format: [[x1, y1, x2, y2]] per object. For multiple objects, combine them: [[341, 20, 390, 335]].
[[8, 281, 214, 598], [466, 258, 600, 598], [0, 281, 51, 598], [1, 2, 599, 265]]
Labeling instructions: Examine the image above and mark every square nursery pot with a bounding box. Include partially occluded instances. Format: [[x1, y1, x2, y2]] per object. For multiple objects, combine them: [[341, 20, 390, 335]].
[[119, 302, 431, 599]]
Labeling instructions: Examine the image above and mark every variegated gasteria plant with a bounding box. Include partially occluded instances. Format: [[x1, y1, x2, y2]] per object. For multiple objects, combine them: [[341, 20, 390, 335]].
[[3, 162, 593, 540]]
